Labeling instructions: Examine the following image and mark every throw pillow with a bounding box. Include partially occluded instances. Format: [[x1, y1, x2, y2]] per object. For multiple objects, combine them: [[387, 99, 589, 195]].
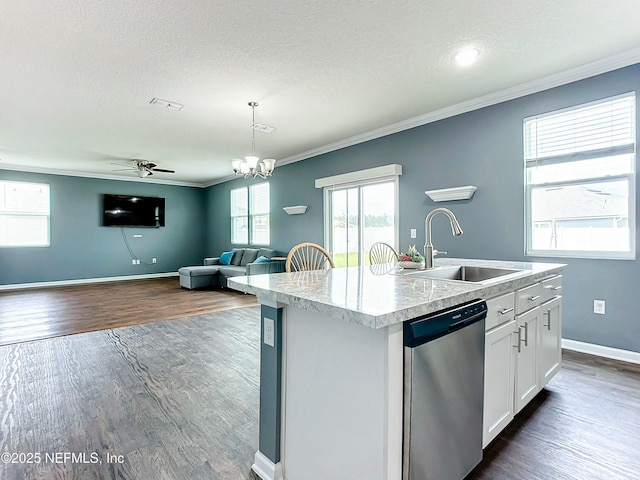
[[241, 248, 260, 266], [254, 255, 270, 263], [231, 248, 244, 266], [219, 251, 234, 265], [257, 248, 276, 259]]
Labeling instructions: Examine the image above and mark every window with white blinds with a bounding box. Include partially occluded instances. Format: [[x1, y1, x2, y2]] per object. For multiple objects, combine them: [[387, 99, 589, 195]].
[[230, 187, 249, 244], [0, 181, 51, 247], [524, 93, 636, 259], [230, 182, 270, 245]]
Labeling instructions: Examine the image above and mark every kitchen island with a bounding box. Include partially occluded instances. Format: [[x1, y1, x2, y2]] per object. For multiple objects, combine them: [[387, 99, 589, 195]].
[[229, 258, 565, 480]]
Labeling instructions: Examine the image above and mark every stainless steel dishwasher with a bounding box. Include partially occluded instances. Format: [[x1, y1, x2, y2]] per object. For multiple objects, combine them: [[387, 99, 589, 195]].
[[403, 299, 487, 480]]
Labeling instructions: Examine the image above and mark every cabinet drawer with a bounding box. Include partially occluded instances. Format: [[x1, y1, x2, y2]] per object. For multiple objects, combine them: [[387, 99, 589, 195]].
[[541, 275, 562, 303], [515, 282, 542, 315], [485, 292, 516, 331]]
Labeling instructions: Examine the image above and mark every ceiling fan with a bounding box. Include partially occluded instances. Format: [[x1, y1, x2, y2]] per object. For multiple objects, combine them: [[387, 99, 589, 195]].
[[111, 159, 175, 178]]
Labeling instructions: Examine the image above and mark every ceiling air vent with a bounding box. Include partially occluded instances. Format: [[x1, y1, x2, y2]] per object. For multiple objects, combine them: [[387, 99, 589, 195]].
[[149, 98, 184, 111], [253, 123, 276, 133]]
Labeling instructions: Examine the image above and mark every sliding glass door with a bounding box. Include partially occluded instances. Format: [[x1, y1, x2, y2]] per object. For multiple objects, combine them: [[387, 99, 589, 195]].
[[325, 179, 397, 267]]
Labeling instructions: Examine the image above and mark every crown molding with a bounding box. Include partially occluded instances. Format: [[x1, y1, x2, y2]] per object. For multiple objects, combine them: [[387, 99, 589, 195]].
[[202, 173, 245, 187], [276, 47, 640, 168], [3, 49, 639, 188], [0, 163, 204, 188]]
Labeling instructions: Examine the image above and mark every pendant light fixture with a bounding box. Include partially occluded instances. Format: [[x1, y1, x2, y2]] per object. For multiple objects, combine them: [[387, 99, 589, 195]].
[[231, 101, 276, 179]]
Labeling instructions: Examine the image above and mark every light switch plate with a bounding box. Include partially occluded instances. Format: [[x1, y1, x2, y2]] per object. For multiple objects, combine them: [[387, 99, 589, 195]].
[[410, 228, 417, 239], [264, 317, 275, 347]]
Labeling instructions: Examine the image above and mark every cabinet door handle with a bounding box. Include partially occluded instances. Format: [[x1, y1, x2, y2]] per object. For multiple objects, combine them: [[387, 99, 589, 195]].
[[543, 309, 551, 330], [521, 322, 529, 347], [528, 295, 541, 302], [553, 286, 562, 290], [499, 307, 514, 315], [514, 328, 522, 353]]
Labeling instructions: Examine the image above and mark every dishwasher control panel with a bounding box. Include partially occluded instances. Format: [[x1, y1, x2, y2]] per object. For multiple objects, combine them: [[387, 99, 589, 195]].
[[404, 299, 487, 348]]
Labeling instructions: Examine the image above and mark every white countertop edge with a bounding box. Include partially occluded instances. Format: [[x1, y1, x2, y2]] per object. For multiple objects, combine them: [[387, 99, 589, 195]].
[[229, 259, 566, 329]]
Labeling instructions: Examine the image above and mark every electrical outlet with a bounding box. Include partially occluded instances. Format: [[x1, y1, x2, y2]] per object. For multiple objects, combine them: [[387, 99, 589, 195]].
[[410, 228, 417, 239], [263, 317, 275, 347], [594, 299, 606, 315], [152, 258, 157, 264], [131, 259, 137, 265], [135, 259, 141, 265]]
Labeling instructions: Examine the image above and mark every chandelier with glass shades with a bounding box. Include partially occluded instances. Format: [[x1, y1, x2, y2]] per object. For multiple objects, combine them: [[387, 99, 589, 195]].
[[231, 101, 276, 179]]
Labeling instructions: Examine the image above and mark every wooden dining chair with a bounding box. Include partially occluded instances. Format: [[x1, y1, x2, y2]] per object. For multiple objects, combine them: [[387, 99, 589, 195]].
[[369, 241, 399, 265], [285, 242, 335, 273]]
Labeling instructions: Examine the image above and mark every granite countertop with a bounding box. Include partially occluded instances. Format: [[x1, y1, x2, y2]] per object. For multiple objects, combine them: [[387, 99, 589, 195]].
[[228, 258, 566, 329]]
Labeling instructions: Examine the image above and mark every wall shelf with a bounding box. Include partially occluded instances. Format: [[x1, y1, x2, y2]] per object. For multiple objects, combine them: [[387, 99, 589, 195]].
[[425, 185, 477, 202], [283, 205, 308, 215]]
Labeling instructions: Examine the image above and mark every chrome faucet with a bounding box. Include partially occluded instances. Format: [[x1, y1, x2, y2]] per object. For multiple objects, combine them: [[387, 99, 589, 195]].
[[424, 207, 463, 269]]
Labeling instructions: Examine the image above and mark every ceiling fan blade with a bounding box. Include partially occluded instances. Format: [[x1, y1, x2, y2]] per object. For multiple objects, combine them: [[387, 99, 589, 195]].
[[112, 168, 136, 172], [110, 162, 135, 168], [151, 168, 175, 173]]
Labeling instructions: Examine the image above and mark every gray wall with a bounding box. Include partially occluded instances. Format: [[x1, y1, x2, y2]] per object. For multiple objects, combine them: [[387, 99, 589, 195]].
[[0, 170, 207, 284], [206, 63, 640, 353]]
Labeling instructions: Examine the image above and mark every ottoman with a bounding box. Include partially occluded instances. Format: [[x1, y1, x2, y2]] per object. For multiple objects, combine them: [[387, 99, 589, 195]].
[[178, 265, 220, 289]]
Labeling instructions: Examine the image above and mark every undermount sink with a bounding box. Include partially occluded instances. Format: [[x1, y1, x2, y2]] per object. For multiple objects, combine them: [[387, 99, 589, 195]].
[[406, 265, 525, 284]]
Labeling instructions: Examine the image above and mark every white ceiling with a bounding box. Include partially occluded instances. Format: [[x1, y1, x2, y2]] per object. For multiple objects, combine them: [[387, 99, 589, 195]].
[[1, 1, 640, 187]]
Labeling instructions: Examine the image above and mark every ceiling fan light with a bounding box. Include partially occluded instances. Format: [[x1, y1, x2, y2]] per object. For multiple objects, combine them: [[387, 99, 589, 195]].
[[231, 159, 242, 172]]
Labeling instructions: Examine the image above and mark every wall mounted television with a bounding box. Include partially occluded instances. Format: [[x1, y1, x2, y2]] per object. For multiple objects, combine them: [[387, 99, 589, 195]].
[[102, 194, 165, 227]]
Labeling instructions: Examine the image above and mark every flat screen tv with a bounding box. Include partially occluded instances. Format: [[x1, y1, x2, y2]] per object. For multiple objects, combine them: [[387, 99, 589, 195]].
[[103, 194, 165, 227]]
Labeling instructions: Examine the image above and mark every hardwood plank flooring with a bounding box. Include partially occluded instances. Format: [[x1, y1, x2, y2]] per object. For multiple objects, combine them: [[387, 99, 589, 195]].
[[0, 277, 258, 346], [470, 350, 640, 480], [0, 307, 263, 480], [0, 282, 639, 479]]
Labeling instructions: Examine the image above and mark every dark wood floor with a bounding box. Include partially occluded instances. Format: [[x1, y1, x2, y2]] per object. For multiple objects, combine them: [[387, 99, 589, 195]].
[[0, 307, 263, 480], [1, 279, 639, 479], [0, 277, 258, 346], [470, 350, 640, 480]]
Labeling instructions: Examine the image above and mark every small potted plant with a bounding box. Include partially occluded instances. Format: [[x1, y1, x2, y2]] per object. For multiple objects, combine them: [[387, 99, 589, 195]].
[[398, 245, 425, 269]]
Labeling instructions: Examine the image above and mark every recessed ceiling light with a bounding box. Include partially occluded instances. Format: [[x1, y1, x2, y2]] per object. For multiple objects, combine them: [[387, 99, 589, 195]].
[[455, 47, 479, 67]]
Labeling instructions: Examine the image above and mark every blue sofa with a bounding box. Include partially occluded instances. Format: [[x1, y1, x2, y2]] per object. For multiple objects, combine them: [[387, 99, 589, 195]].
[[178, 247, 279, 290]]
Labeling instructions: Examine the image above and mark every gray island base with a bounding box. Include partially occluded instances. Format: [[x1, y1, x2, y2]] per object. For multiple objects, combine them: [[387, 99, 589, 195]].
[[229, 258, 565, 480]]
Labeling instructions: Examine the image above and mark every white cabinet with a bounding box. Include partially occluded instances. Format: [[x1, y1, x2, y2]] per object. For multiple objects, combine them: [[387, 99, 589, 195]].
[[538, 295, 562, 387], [483, 275, 563, 445], [515, 282, 543, 315], [540, 275, 562, 304], [485, 291, 515, 330], [483, 317, 516, 447], [514, 305, 541, 413]]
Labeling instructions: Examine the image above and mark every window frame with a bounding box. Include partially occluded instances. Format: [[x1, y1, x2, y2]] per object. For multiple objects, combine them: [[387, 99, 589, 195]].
[[0, 180, 51, 248], [320, 170, 400, 267], [230, 182, 270, 246], [524, 93, 636, 260]]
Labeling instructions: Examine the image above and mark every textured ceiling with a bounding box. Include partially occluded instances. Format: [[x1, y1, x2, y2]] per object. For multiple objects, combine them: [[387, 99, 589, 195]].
[[1, 1, 640, 186]]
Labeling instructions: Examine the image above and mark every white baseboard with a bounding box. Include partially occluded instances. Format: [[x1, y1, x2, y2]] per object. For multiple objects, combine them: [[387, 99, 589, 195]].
[[252, 451, 283, 480], [0, 272, 178, 291], [562, 338, 640, 365]]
